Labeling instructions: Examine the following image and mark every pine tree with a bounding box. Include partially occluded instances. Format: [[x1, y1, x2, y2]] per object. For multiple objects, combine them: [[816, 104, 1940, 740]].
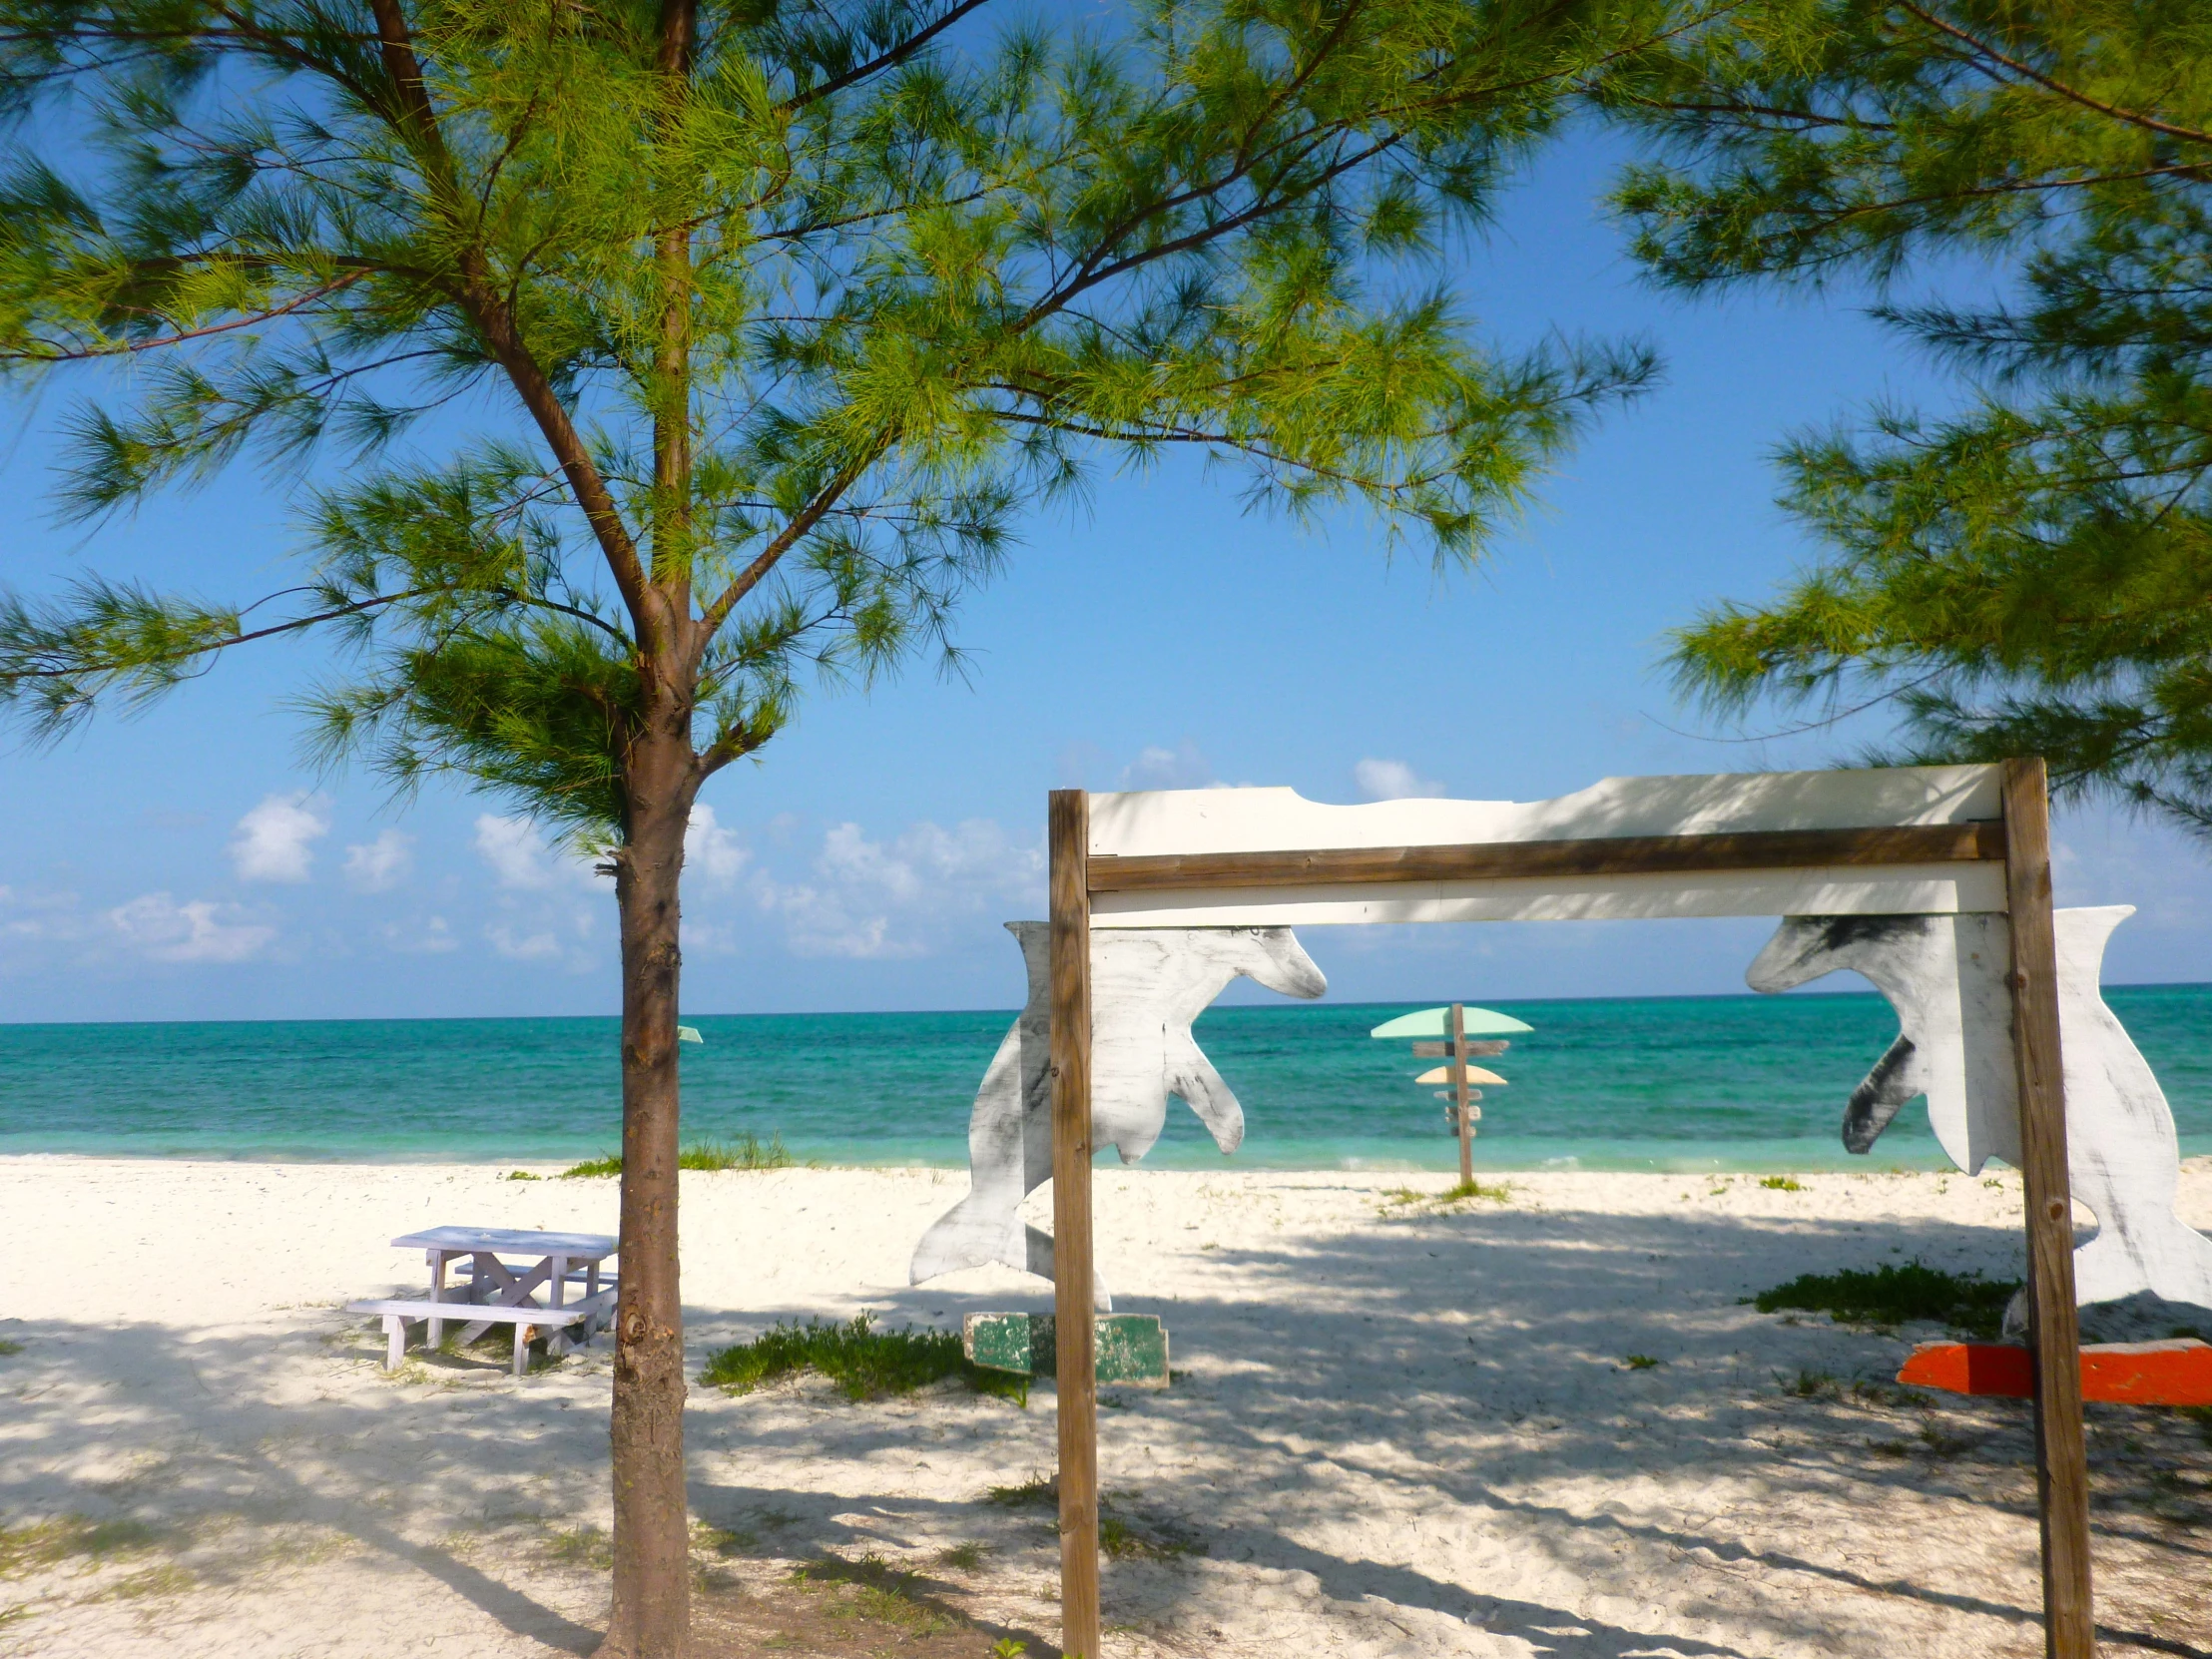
[[1604, 0, 2212, 829], [0, 1, 1665, 1650]]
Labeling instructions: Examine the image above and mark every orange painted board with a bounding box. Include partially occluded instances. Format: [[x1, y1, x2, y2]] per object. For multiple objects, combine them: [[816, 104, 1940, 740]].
[[1898, 1339, 2212, 1405]]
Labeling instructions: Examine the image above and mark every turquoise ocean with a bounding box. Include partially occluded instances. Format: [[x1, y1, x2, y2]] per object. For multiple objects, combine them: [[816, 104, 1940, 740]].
[[4, 986, 2210, 1173]]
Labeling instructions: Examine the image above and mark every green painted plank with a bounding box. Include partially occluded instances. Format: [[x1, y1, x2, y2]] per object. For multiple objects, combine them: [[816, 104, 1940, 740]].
[[1369, 1005, 1533, 1039], [961, 1313, 1169, 1387]]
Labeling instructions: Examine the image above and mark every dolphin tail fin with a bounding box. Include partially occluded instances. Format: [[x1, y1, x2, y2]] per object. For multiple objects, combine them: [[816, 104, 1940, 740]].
[[1022, 1223, 1112, 1312], [1843, 1034, 1920, 1154], [2065, 1214, 2212, 1315], [2139, 1216, 2212, 1314], [909, 1196, 1019, 1286]]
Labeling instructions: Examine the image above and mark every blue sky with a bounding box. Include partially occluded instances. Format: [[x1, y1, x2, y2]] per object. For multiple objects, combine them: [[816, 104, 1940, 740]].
[[4, 127, 2208, 1023]]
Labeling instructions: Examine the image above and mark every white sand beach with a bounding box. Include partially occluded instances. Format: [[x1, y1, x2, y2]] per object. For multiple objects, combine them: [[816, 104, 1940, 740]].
[[2, 1156, 2209, 1658]]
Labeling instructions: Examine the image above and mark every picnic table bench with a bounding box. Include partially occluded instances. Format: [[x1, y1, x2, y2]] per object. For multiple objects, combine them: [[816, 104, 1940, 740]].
[[348, 1226, 618, 1377]]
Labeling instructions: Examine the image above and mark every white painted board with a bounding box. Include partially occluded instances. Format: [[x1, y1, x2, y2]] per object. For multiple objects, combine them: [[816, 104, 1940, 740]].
[[1086, 766, 2005, 926]]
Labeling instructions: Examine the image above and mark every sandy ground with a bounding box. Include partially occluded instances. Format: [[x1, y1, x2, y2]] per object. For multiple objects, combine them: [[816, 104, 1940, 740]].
[[2, 1156, 2210, 1659]]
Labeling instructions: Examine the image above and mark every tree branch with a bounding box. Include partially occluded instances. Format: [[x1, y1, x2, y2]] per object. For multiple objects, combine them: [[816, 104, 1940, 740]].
[[784, 0, 997, 113], [693, 449, 881, 650], [1898, 4, 2212, 150]]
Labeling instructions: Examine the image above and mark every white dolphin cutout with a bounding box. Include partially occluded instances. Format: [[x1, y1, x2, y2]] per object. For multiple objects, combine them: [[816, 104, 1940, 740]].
[[909, 923, 1327, 1309], [1748, 905, 2212, 1313]]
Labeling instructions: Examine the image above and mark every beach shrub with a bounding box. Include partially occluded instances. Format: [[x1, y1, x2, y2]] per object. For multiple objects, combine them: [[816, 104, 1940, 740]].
[[559, 1134, 796, 1180], [1759, 1176, 1804, 1192], [701, 1315, 1026, 1404], [681, 1135, 796, 1172], [559, 1154, 625, 1180], [1755, 1262, 2019, 1340]]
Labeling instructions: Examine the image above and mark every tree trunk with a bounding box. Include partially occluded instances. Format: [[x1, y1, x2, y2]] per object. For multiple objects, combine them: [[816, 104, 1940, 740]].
[[598, 740, 696, 1659]]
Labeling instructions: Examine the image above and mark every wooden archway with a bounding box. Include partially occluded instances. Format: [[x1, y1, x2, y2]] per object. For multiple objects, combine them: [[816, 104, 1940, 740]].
[[1044, 758, 2088, 1659]]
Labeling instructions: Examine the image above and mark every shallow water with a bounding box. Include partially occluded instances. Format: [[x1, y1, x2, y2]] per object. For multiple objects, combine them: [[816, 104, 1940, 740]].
[[3, 985, 2208, 1173]]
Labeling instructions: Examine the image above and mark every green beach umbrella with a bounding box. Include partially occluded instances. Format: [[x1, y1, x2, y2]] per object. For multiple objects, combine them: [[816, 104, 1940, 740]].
[[1369, 1006, 1532, 1040]]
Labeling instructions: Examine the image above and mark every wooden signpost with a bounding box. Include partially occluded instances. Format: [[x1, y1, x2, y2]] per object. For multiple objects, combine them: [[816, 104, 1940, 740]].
[[1372, 1003, 1528, 1182], [1448, 1003, 1474, 1184], [1045, 762, 2091, 1659]]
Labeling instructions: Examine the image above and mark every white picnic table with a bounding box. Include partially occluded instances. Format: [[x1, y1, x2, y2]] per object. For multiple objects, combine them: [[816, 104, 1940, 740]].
[[348, 1225, 619, 1376]]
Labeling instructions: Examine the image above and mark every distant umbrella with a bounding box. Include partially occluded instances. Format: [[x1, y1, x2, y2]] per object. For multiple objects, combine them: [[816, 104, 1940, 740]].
[[1368, 1005, 1531, 1039]]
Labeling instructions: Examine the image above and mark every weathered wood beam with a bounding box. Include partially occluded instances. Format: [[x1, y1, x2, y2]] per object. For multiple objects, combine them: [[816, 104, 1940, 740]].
[[2001, 758, 2094, 1659], [1047, 789, 1101, 1659], [1087, 822, 2005, 894]]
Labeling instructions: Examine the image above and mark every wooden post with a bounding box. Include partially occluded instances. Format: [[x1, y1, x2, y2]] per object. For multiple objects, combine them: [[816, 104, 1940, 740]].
[[2000, 757, 2095, 1659], [1449, 1001, 1474, 1187], [1047, 789, 1101, 1659]]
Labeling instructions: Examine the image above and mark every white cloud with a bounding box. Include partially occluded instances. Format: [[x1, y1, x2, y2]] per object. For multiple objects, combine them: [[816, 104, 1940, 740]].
[[343, 830, 414, 892], [1121, 741, 1216, 791], [473, 815, 599, 890], [229, 793, 331, 883], [753, 818, 1044, 958], [380, 914, 457, 954], [487, 922, 565, 961], [686, 806, 749, 884], [106, 893, 276, 963], [1354, 758, 1445, 801]]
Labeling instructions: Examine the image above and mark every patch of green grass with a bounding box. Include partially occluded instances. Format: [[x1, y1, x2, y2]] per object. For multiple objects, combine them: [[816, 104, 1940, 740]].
[[1098, 1512, 1200, 1561], [983, 1473, 1056, 1509], [1784, 1368, 1840, 1398], [560, 1133, 798, 1180], [0, 1517, 161, 1578], [1622, 1354, 1662, 1371], [504, 1170, 540, 1182], [0, 1339, 21, 1357], [681, 1134, 795, 1172], [1759, 1175, 1804, 1192], [700, 1314, 1026, 1404], [990, 1641, 1028, 1659], [1755, 1261, 2020, 1341], [89, 1563, 194, 1602], [692, 1522, 757, 1555], [935, 1541, 989, 1571], [544, 1525, 614, 1570], [1919, 1422, 1975, 1457], [793, 1553, 952, 1636], [1382, 1179, 1511, 1210]]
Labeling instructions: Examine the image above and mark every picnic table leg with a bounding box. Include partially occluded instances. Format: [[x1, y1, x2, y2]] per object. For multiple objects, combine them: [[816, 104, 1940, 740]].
[[427, 1249, 448, 1350], [549, 1254, 568, 1312], [513, 1323, 532, 1378], [384, 1314, 405, 1372]]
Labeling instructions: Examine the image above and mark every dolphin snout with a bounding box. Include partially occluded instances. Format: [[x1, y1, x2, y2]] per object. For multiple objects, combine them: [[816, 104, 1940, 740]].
[[1245, 929, 1328, 1000]]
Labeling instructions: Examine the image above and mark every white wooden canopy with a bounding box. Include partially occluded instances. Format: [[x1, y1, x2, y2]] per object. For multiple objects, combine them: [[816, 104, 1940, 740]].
[[1085, 763, 2006, 926]]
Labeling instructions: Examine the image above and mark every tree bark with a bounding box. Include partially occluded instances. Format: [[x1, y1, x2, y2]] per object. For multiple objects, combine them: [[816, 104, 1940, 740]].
[[598, 729, 698, 1659]]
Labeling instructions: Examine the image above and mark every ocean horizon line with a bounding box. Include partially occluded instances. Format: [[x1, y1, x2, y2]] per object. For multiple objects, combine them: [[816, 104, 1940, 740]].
[[6, 976, 2211, 1030]]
